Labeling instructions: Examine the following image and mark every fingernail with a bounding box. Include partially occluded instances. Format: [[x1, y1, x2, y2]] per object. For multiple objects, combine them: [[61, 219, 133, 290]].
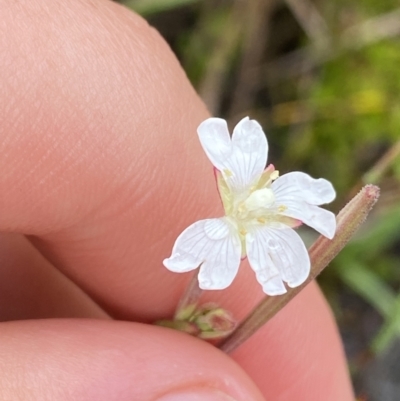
[[156, 388, 238, 401]]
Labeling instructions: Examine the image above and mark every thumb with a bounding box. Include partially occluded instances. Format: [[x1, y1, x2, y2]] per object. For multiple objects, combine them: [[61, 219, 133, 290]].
[[0, 319, 265, 401]]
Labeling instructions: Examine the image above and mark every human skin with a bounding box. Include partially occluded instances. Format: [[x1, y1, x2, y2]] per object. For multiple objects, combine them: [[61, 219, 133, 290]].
[[0, 0, 354, 400]]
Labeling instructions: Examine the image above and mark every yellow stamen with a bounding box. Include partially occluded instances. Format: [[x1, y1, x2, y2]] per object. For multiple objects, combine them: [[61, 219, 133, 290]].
[[278, 205, 287, 212], [270, 170, 279, 180], [223, 169, 233, 177], [257, 217, 266, 224]]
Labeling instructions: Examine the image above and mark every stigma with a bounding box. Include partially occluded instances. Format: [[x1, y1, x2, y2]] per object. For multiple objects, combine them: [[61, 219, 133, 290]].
[[244, 188, 275, 211]]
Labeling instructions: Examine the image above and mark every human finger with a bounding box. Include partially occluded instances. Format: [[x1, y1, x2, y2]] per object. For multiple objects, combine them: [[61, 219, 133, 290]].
[[0, 232, 108, 321], [0, 1, 353, 399], [0, 319, 265, 401], [1, 0, 211, 320], [228, 283, 354, 400]]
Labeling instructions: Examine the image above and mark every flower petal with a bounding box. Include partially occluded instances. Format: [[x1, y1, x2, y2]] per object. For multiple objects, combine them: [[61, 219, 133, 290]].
[[246, 225, 310, 295], [272, 171, 336, 205], [278, 201, 336, 239], [198, 117, 268, 192], [271, 172, 336, 239], [197, 118, 232, 170], [163, 218, 242, 290]]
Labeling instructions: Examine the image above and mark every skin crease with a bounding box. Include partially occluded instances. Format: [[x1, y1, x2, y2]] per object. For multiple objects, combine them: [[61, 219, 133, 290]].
[[0, 0, 354, 400], [0, 233, 109, 320]]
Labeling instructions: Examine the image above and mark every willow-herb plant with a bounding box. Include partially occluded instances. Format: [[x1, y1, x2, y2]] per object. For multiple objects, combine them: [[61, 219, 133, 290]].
[[157, 117, 379, 352]]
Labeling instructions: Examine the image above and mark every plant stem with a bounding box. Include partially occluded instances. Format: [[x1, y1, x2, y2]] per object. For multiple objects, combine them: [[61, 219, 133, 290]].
[[363, 139, 400, 184], [218, 184, 380, 354], [174, 272, 203, 320]]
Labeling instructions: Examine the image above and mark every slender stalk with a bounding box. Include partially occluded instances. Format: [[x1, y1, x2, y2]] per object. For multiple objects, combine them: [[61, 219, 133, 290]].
[[174, 272, 203, 320], [363, 140, 400, 184], [219, 185, 380, 354]]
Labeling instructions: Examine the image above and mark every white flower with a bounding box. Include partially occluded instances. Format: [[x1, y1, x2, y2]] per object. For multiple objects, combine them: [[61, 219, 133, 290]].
[[163, 117, 336, 295]]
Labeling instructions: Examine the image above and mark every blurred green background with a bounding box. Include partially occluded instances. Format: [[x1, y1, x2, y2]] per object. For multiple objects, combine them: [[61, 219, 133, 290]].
[[121, 0, 400, 399]]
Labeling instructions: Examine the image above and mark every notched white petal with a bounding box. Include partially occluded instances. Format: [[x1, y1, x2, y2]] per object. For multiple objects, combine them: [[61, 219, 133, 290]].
[[262, 275, 287, 295], [163, 218, 242, 290], [229, 117, 268, 191], [197, 117, 268, 193], [274, 199, 336, 239], [163, 252, 199, 273], [197, 118, 232, 169], [246, 226, 310, 295], [302, 206, 336, 239], [272, 171, 336, 238], [232, 117, 267, 156], [203, 218, 230, 239], [272, 171, 336, 205]]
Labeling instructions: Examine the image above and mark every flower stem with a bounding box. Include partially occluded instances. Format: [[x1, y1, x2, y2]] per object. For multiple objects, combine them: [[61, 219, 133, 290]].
[[174, 272, 203, 320], [363, 139, 400, 184], [218, 184, 380, 354]]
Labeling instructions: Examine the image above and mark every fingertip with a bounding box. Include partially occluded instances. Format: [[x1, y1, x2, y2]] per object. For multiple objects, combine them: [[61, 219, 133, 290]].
[[0, 319, 265, 401], [230, 283, 354, 401]]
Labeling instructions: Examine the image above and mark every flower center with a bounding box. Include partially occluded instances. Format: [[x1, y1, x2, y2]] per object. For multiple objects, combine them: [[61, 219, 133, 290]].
[[243, 188, 275, 211], [216, 166, 282, 231], [234, 187, 275, 221]]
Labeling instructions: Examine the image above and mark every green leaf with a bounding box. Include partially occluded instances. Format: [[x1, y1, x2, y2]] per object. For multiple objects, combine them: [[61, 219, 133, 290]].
[[123, 0, 201, 15], [346, 205, 400, 258], [337, 259, 395, 317], [338, 259, 400, 355], [372, 294, 400, 354]]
